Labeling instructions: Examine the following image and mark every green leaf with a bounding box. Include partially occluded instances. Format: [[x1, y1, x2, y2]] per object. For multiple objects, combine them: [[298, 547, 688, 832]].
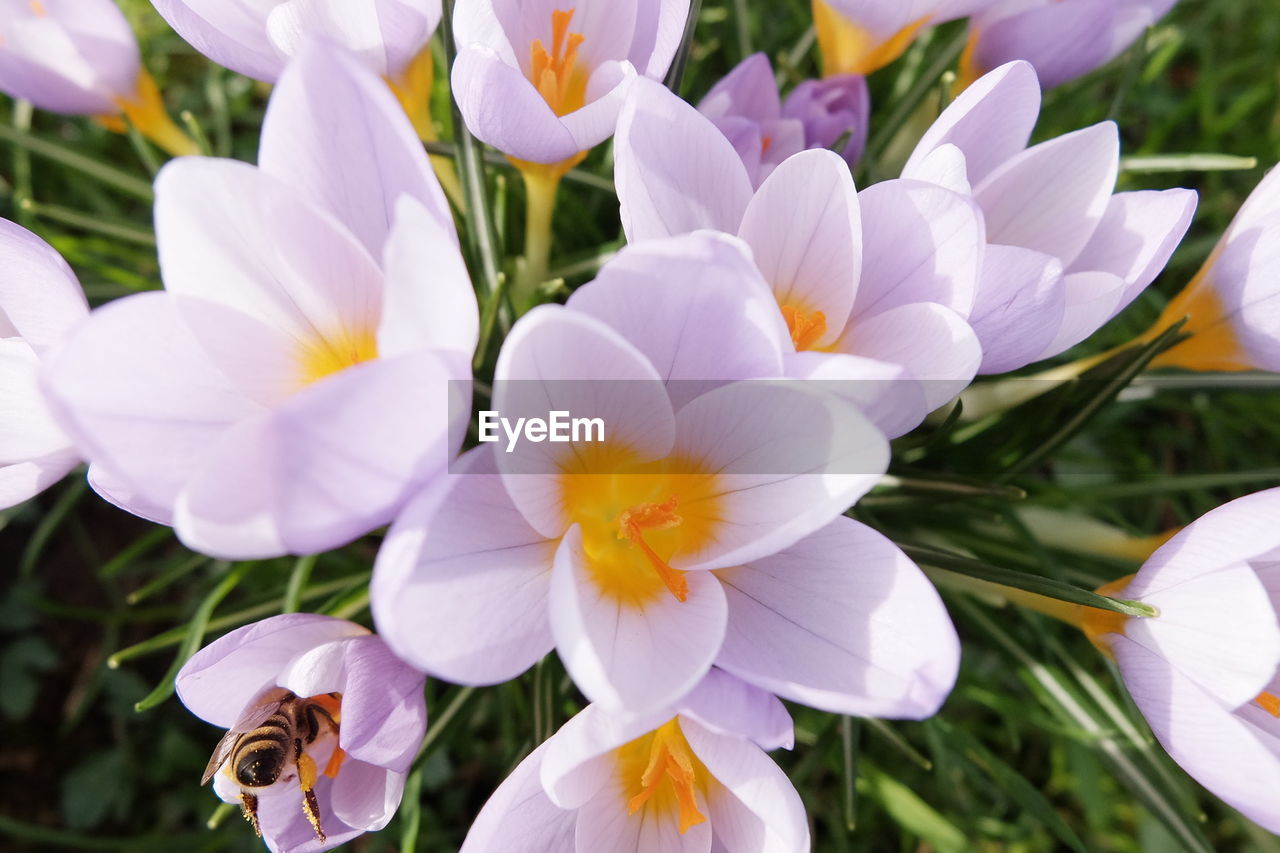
[[858, 762, 967, 853], [934, 719, 1088, 853], [60, 750, 134, 830], [0, 635, 58, 720]]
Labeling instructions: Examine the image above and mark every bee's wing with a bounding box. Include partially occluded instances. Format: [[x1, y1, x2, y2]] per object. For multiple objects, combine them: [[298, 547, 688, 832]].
[[200, 728, 241, 786], [199, 687, 291, 786]]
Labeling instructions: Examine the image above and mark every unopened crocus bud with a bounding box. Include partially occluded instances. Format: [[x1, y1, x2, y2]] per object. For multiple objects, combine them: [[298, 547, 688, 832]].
[[960, 0, 1178, 90], [177, 614, 427, 852], [1083, 490, 1280, 834], [0, 0, 196, 155], [1147, 166, 1280, 372], [0, 219, 87, 508], [781, 73, 870, 167]]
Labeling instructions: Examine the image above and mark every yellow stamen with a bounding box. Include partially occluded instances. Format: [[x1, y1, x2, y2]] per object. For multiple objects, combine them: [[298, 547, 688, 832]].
[[618, 496, 689, 602], [297, 328, 379, 387], [813, 0, 930, 76], [103, 70, 200, 157], [623, 720, 708, 834], [781, 305, 829, 351], [1257, 691, 1280, 717], [1077, 575, 1137, 654], [529, 10, 589, 117]]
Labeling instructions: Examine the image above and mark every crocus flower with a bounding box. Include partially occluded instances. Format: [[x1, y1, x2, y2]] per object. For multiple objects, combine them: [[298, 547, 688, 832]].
[[375, 232, 960, 721], [902, 60, 1196, 373], [782, 73, 871, 168], [177, 614, 427, 853], [1146, 165, 1280, 372], [813, 0, 995, 76], [1080, 489, 1280, 833], [450, 0, 691, 167], [617, 77, 985, 435], [461, 670, 808, 852], [697, 53, 869, 185], [960, 0, 1178, 90], [43, 43, 474, 559], [0, 219, 86, 508], [0, 0, 196, 155]]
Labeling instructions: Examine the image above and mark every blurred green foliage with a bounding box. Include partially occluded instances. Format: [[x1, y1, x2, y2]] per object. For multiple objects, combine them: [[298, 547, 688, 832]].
[[3, 0, 1280, 851]]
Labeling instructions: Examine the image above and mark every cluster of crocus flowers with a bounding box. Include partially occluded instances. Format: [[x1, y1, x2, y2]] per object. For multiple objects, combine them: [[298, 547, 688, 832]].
[[374, 232, 960, 720], [902, 60, 1196, 373], [0, 0, 197, 155], [1070, 489, 1280, 833], [616, 78, 984, 435], [697, 52, 870, 185], [176, 614, 428, 852], [147, 0, 444, 142], [0, 220, 87, 508], [461, 670, 809, 850], [43, 42, 475, 558], [960, 0, 1178, 90]]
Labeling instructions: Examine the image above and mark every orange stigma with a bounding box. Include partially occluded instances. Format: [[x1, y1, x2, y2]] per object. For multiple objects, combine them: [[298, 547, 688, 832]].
[[781, 305, 829, 351], [626, 721, 707, 834], [530, 9, 588, 116], [618, 496, 689, 602], [1257, 692, 1280, 717]]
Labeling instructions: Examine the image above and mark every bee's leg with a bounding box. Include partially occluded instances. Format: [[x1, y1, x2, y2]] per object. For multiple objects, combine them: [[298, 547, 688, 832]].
[[297, 751, 326, 842], [240, 792, 262, 837]]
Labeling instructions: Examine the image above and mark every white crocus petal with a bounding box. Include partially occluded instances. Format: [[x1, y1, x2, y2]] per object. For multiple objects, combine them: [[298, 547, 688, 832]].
[[459, 741, 578, 853], [550, 525, 729, 714]]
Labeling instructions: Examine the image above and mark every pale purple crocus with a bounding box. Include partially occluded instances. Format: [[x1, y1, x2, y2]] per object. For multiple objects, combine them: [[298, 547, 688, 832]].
[[1146, 165, 1280, 372], [149, 0, 441, 84], [0, 219, 87, 508], [0, 0, 196, 155], [177, 614, 427, 853], [903, 60, 1196, 373], [43, 43, 475, 559], [451, 0, 691, 167], [814, 0, 996, 76], [1082, 489, 1280, 834], [697, 53, 869, 185], [374, 232, 960, 721], [617, 77, 985, 435], [961, 0, 1178, 90], [782, 73, 871, 168], [461, 670, 807, 852]]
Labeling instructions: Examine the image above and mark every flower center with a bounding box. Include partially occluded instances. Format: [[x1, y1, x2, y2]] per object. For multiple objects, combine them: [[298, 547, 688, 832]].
[[529, 9, 589, 117], [297, 328, 379, 387], [812, 0, 930, 76], [620, 720, 708, 835], [560, 453, 722, 606], [618, 496, 688, 602], [781, 305, 828, 351]]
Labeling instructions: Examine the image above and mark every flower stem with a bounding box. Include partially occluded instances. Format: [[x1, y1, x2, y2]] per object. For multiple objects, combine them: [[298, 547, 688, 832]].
[[111, 70, 200, 157], [514, 164, 563, 312]]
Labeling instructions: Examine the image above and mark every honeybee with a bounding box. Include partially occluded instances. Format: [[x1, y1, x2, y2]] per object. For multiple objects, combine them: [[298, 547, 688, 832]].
[[201, 687, 343, 842]]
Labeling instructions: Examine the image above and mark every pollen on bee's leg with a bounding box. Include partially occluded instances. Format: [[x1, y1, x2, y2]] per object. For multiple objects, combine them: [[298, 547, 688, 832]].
[[302, 787, 326, 842], [618, 497, 689, 602], [298, 752, 319, 792], [240, 792, 262, 838]]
